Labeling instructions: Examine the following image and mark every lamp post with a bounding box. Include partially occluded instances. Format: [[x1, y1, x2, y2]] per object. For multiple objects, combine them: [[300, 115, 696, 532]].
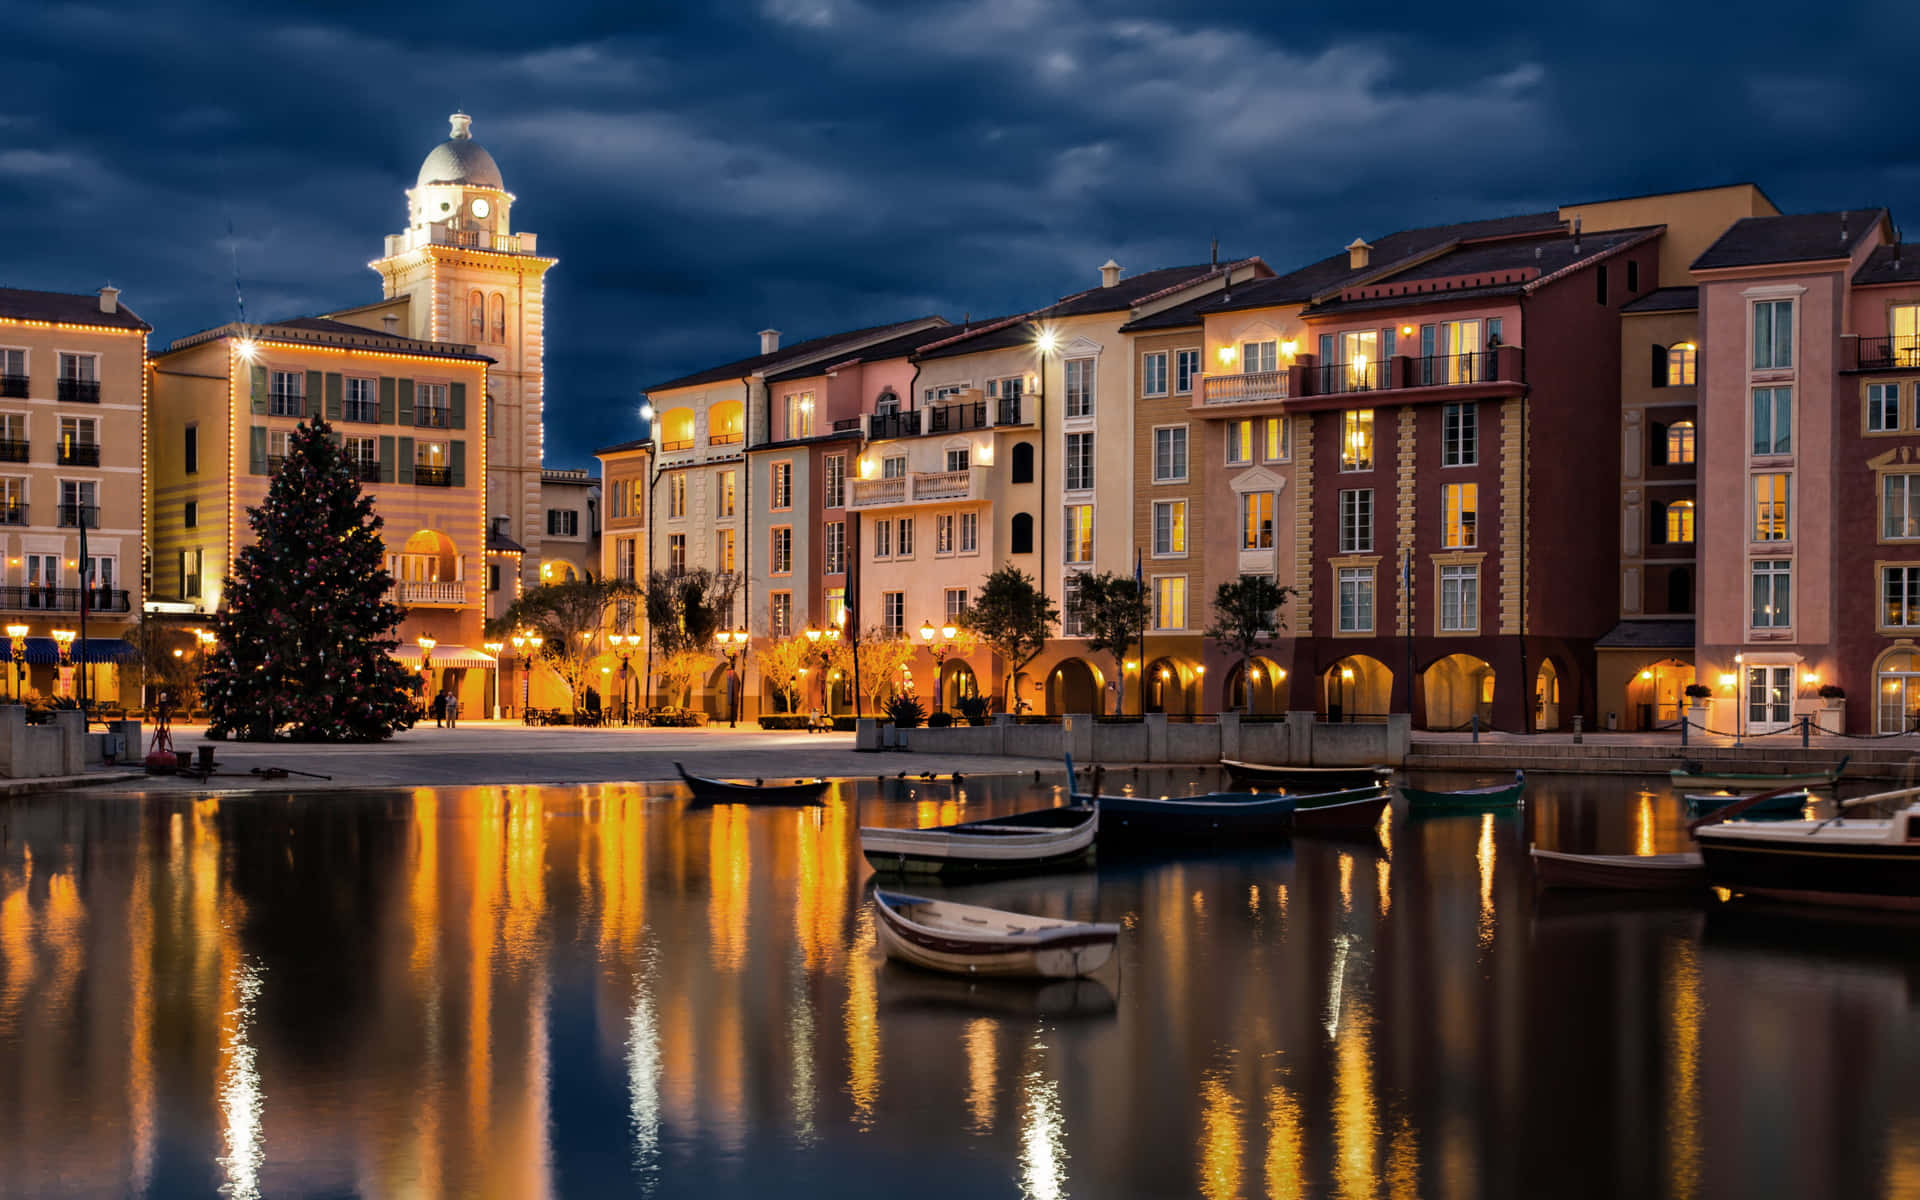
[[6, 624, 26, 702], [509, 632, 526, 719], [51, 629, 75, 700], [524, 632, 543, 714], [196, 628, 215, 713], [483, 640, 504, 720], [417, 635, 437, 718], [919, 620, 958, 715], [804, 623, 842, 714], [609, 634, 637, 723], [714, 628, 745, 728]]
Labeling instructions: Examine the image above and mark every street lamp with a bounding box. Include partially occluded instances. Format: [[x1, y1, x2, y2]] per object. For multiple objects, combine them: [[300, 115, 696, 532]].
[[6, 624, 26, 701], [509, 632, 526, 719], [608, 633, 638, 723], [919, 620, 959, 716], [714, 628, 746, 728], [417, 635, 437, 717], [483, 640, 504, 719], [51, 629, 75, 700]]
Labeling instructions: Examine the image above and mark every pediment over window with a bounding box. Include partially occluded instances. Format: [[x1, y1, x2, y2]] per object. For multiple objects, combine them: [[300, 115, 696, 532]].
[[1229, 466, 1286, 494], [1059, 335, 1104, 357]]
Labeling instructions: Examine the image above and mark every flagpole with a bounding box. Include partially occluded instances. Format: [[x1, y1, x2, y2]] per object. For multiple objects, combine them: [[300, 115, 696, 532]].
[[1135, 547, 1146, 718], [1403, 547, 1414, 721]]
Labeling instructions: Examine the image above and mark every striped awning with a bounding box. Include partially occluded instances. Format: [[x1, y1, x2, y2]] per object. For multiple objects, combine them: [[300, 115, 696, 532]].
[[0, 637, 136, 665], [392, 643, 498, 668]]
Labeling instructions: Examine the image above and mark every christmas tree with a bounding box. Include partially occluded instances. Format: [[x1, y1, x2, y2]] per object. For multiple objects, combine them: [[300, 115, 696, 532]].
[[202, 417, 418, 741]]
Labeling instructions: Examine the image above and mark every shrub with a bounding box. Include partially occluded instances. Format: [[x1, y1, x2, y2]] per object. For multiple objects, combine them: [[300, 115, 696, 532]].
[[885, 695, 927, 729], [1683, 684, 1712, 700], [832, 716, 859, 732], [955, 695, 990, 726], [927, 711, 953, 728], [758, 714, 813, 730], [1818, 684, 1846, 700], [647, 707, 704, 727]]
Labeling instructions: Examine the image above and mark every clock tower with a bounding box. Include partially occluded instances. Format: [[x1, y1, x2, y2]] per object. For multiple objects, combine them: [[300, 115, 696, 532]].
[[370, 112, 555, 595]]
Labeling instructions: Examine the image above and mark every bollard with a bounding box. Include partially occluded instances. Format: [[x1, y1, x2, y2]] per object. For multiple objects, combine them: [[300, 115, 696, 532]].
[[1680, 716, 1689, 747], [1471, 712, 1480, 744], [1572, 714, 1583, 745], [1801, 714, 1810, 749]]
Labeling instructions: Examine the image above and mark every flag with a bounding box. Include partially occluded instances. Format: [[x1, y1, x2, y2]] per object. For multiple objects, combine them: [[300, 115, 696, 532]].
[[1134, 547, 1143, 590]]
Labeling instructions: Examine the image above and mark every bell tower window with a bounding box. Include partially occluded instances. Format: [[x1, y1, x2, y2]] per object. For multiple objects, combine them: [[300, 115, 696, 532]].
[[469, 291, 485, 341]]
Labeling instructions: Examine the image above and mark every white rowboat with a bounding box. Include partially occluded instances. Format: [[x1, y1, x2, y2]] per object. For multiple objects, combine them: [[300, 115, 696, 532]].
[[872, 891, 1120, 979], [860, 805, 1098, 877]]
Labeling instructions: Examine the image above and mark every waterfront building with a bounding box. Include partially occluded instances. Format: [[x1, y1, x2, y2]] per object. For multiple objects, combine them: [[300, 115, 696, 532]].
[[148, 318, 493, 709], [0, 286, 147, 703], [1691, 206, 1911, 734], [537, 467, 600, 584]]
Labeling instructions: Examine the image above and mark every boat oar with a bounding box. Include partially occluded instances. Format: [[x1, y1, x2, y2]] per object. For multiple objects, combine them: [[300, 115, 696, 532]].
[[1685, 783, 1806, 833], [1838, 783, 1920, 811]]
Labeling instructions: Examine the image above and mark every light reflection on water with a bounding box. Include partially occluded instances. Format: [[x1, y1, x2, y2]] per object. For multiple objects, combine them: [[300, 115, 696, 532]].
[[0, 771, 1915, 1198]]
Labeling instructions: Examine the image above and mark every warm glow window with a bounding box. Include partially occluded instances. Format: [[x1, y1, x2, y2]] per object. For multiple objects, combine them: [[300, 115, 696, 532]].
[[772, 592, 793, 638], [1227, 420, 1252, 466], [824, 455, 845, 507], [1152, 500, 1186, 556], [1064, 505, 1094, 564], [1443, 483, 1477, 548], [1752, 473, 1790, 541], [1242, 491, 1275, 550], [1667, 421, 1696, 465], [1667, 343, 1697, 385], [1154, 576, 1187, 630], [1751, 559, 1790, 628], [717, 469, 736, 517], [1263, 416, 1288, 462], [771, 461, 793, 510], [668, 534, 686, 571], [1892, 305, 1920, 364], [771, 526, 792, 574], [784, 393, 814, 439], [1665, 499, 1695, 544], [824, 522, 845, 574], [669, 474, 686, 519], [1340, 409, 1374, 471], [717, 529, 736, 574]]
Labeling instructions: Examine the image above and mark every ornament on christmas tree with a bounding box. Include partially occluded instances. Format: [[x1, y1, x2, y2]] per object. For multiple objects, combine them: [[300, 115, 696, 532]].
[[202, 416, 418, 742]]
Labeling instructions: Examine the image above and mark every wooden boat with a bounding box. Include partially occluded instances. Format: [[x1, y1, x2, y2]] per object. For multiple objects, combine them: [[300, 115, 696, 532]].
[[1529, 847, 1707, 891], [860, 805, 1098, 878], [871, 891, 1120, 979], [675, 761, 830, 805], [1682, 790, 1810, 818], [1401, 771, 1526, 813], [1220, 759, 1393, 791], [1695, 794, 1920, 911], [1669, 762, 1843, 791], [1291, 790, 1392, 836], [1073, 787, 1299, 843]]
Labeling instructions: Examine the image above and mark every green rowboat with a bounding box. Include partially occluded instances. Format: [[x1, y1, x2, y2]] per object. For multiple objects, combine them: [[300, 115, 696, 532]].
[[1401, 771, 1526, 813]]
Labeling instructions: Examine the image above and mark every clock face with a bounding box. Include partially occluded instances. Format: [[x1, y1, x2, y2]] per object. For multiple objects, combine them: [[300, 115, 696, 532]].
[[471, 197, 491, 219]]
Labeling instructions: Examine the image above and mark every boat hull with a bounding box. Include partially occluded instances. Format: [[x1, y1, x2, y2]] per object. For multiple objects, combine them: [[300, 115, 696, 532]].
[[1291, 792, 1391, 836], [860, 807, 1099, 878], [1401, 781, 1525, 812], [1682, 790, 1810, 818], [677, 762, 830, 806], [1529, 848, 1706, 891], [1697, 832, 1920, 911], [1220, 759, 1392, 791], [1086, 791, 1298, 844], [872, 892, 1119, 979], [1670, 770, 1834, 791]]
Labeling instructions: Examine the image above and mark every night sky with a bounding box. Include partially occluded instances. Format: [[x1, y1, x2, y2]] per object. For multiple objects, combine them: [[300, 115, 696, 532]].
[[7, 1, 1918, 468]]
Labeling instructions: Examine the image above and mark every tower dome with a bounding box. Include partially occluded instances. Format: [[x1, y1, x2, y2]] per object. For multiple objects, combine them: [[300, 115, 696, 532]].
[[416, 112, 504, 191]]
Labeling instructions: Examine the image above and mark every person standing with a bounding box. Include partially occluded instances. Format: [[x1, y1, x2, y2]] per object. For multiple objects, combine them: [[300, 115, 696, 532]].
[[445, 688, 460, 730]]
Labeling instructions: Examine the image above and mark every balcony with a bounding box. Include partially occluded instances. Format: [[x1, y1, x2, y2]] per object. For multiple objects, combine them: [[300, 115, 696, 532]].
[[0, 505, 23, 526], [57, 443, 100, 467], [1202, 370, 1290, 405], [414, 465, 454, 487], [868, 410, 922, 440], [56, 504, 98, 529], [1313, 359, 1390, 395], [660, 438, 695, 452], [0, 586, 130, 613], [0, 440, 28, 463], [926, 400, 988, 434], [57, 379, 99, 404], [1846, 336, 1920, 371], [414, 405, 452, 429], [1414, 351, 1497, 387], [0, 375, 26, 399], [391, 580, 465, 606], [849, 467, 984, 510], [708, 431, 743, 446]]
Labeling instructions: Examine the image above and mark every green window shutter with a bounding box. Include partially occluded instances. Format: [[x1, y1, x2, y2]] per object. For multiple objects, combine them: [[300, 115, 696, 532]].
[[398, 436, 415, 484], [379, 435, 395, 483], [450, 382, 467, 430], [379, 377, 395, 424], [324, 373, 343, 421], [305, 370, 323, 419], [248, 426, 267, 475], [397, 379, 414, 427], [249, 365, 268, 414], [451, 440, 465, 487]]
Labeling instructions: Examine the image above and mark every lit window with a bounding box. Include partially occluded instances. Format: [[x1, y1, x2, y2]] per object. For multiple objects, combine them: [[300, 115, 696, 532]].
[[771, 526, 792, 574], [771, 591, 793, 638], [1341, 409, 1374, 471], [1885, 566, 1920, 628], [669, 474, 686, 519], [1666, 421, 1696, 465], [1752, 472, 1790, 541], [1154, 576, 1187, 630], [1443, 482, 1477, 549], [1264, 416, 1288, 462], [1667, 343, 1697, 386], [1750, 559, 1790, 628], [717, 469, 736, 517], [1666, 499, 1695, 544], [824, 455, 845, 507], [1241, 492, 1274, 550], [771, 461, 793, 509], [1227, 420, 1252, 466], [1152, 500, 1186, 556], [1064, 505, 1094, 564]]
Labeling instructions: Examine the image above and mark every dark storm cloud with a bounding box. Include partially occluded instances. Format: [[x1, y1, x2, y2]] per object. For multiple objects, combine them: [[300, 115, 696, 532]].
[[5, 0, 1918, 465]]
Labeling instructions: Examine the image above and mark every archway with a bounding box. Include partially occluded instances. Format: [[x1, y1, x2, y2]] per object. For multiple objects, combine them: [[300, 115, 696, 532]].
[[396, 529, 458, 582], [1045, 658, 1100, 716], [1535, 660, 1562, 730], [940, 660, 978, 712], [1423, 653, 1494, 731], [1876, 647, 1920, 733], [1625, 658, 1693, 730], [1324, 655, 1392, 722], [1144, 657, 1200, 715], [703, 660, 739, 719], [1224, 656, 1288, 715]]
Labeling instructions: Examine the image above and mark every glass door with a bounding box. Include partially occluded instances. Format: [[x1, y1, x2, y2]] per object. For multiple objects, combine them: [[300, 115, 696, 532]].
[[1745, 665, 1793, 732]]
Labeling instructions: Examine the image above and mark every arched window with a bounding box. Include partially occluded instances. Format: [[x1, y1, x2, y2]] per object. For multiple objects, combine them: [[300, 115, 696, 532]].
[[1667, 343, 1697, 386], [1666, 420, 1696, 465], [1010, 512, 1034, 554], [468, 291, 485, 341], [1665, 499, 1695, 544], [874, 390, 899, 415], [1011, 441, 1035, 484], [490, 294, 506, 343]]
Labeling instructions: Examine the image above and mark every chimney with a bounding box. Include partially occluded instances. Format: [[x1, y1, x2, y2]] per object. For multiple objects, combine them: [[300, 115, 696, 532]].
[[1210, 238, 1219, 268], [1100, 259, 1121, 288], [383, 313, 400, 334], [97, 285, 119, 314], [760, 329, 781, 354], [1572, 216, 1582, 256], [1840, 210, 1850, 247], [1346, 238, 1372, 270]]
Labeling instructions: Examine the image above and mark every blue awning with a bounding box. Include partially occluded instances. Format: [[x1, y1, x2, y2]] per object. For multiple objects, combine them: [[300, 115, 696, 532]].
[[0, 637, 136, 665]]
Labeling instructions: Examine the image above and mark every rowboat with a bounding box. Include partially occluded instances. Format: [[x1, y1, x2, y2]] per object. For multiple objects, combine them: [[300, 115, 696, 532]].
[[1695, 790, 1920, 911], [871, 890, 1120, 979], [1682, 790, 1811, 819], [1291, 790, 1392, 836], [1401, 771, 1526, 813], [675, 761, 830, 805], [1220, 759, 1394, 791], [860, 805, 1098, 877], [1669, 761, 1844, 791], [1083, 789, 1299, 843], [1529, 847, 1706, 891]]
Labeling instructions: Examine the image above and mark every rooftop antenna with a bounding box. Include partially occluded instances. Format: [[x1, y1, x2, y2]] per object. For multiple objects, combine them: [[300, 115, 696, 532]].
[[227, 217, 247, 327], [1840, 210, 1850, 246], [1571, 216, 1582, 256], [1210, 237, 1219, 269]]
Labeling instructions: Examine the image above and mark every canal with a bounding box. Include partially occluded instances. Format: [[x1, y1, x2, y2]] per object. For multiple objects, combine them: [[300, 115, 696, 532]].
[[1, 771, 1915, 1199]]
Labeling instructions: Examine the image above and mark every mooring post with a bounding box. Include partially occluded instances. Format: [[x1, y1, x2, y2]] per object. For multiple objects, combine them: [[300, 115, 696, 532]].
[[1471, 712, 1479, 744], [1680, 716, 1689, 747]]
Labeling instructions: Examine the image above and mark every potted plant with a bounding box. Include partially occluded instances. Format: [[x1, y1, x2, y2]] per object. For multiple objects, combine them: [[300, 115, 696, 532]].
[[1815, 683, 1846, 734], [882, 694, 926, 748], [1683, 683, 1712, 730]]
